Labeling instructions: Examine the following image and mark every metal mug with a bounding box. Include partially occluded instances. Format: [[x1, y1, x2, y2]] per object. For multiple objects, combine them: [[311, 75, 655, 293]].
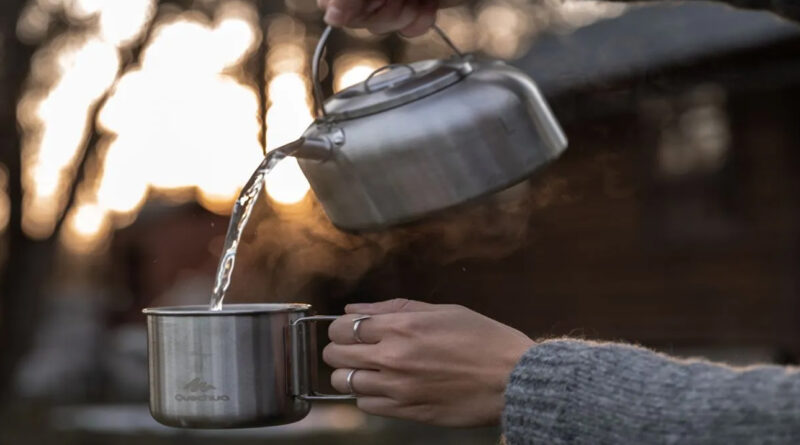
[[142, 303, 352, 428]]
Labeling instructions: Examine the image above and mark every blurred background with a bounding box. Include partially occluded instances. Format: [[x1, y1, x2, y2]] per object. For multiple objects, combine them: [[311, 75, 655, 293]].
[[1, 0, 799, 443]]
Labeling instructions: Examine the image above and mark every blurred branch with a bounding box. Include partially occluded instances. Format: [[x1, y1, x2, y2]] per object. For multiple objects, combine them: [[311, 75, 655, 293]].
[[0, 0, 159, 403], [50, 16, 159, 238]]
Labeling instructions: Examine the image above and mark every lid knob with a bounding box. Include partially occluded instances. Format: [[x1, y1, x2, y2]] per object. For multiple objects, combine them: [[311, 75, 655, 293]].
[[364, 64, 417, 93]]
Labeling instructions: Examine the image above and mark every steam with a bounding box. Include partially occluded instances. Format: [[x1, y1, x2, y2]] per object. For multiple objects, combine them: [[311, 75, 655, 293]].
[[225, 172, 579, 302]]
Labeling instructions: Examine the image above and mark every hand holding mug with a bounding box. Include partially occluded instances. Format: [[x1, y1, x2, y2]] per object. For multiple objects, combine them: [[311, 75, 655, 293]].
[[323, 299, 534, 426]]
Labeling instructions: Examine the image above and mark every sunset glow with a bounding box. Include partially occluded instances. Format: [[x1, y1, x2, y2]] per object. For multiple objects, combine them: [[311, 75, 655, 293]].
[[60, 202, 112, 255], [15, 0, 607, 254], [264, 35, 313, 205], [334, 51, 388, 92]]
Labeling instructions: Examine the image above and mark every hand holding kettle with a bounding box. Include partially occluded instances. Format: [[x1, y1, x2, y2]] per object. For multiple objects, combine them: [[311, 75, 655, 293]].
[[317, 0, 799, 35], [318, 0, 466, 36]]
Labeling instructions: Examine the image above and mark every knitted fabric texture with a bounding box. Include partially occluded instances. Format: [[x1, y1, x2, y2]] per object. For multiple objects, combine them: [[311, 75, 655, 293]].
[[503, 339, 800, 444]]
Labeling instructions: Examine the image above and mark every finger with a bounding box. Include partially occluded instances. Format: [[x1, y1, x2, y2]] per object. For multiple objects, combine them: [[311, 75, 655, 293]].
[[328, 314, 384, 345], [367, 0, 420, 34], [323, 343, 381, 369], [400, 1, 437, 37], [347, 0, 387, 28], [317, 0, 330, 10], [363, 0, 387, 16], [346, 298, 438, 315], [331, 368, 390, 396], [324, 0, 366, 26], [360, 0, 405, 33], [356, 396, 405, 418]]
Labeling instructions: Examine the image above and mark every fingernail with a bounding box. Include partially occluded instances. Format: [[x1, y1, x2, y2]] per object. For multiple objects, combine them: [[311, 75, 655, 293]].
[[324, 5, 347, 25]]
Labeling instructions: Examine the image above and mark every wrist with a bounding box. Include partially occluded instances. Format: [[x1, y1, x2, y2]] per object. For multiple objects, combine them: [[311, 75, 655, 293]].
[[502, 338, 535, 384], [487, 338, 535, 424]]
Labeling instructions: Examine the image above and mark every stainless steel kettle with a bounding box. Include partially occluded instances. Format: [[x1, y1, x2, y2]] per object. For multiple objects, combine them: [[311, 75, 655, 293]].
[[280, 25, 568, 231]]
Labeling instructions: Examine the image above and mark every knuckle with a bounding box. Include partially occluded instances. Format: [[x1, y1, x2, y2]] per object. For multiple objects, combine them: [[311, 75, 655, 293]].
[[384, 378, 404, 400], [388, 314, 420, 336], [376, 343, 415, 370], [387, 315, 409, 335], [387, 378, 418, 403], [355, 398, 369, 412], [390, 298, 411, 311], [356, 398, 381, 416], [412, 404, 437, 424], [376, 347, 403, 369]]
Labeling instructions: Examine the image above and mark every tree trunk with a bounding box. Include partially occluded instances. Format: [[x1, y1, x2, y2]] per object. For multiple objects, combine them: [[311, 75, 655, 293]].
[[0, 0, 45, 403]]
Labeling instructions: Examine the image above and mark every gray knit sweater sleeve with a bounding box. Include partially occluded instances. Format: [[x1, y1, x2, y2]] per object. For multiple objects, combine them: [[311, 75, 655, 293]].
[[503, 339, 800, 444]]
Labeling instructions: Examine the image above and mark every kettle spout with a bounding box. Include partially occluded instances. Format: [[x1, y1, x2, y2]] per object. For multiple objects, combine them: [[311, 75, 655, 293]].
[[284, 137, 331, 161]]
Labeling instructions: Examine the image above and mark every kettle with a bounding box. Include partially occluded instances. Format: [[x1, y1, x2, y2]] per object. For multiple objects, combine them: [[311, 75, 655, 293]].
[[278, 25, 568, 231]]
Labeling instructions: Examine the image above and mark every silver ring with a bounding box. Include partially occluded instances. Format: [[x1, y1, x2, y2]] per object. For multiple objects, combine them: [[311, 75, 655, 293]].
[[346, 369, 358, 394], [352, 315, 371, 344]]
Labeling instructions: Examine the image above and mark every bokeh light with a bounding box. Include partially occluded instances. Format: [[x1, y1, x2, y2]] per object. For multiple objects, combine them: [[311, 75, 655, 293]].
[[17, 0, 156, 250], [263, 17, 313, 205], [333, 51, 387, 92], [477, 2, 532, 59], [59, 202, 112, 255], [15, 0, 622, 254], [18, 32, 121, 240], [655, 85, 731, 178]]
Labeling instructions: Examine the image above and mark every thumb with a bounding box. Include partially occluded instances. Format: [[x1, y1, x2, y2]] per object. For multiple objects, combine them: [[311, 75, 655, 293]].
[[324, 0, 366, 26], [345, 298, 437, 314]]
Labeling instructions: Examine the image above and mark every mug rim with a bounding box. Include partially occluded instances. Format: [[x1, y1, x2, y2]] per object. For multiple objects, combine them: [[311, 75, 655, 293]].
[[142, 303, 311, 316]]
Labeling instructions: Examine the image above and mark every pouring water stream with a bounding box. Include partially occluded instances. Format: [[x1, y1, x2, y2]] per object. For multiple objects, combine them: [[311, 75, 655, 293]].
[[208, 146, 293, 311]]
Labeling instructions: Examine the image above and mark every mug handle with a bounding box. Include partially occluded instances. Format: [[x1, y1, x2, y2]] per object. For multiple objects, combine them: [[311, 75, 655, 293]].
[[291, 315, 356, 401]]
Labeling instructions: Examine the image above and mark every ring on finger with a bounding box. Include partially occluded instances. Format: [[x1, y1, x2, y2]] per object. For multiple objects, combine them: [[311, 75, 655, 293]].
[[346, 369, 358, 394], [352, 315, 371, 344]]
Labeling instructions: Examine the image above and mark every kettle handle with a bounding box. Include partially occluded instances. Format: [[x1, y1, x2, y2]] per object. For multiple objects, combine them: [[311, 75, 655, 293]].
[[311, 25, 464, 119]]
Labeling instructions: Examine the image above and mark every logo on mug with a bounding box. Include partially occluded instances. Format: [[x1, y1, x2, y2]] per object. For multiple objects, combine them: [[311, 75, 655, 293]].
[[183, 377, 216, 392], [175, 377, 229, 402]]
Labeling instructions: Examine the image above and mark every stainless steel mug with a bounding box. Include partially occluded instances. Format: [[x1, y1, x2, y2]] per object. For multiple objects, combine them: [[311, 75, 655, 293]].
[[142, 304, 352, 428]]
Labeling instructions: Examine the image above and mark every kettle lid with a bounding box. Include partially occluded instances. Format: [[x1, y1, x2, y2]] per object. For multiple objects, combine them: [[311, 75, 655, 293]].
[[323, 58, 472, 120]]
